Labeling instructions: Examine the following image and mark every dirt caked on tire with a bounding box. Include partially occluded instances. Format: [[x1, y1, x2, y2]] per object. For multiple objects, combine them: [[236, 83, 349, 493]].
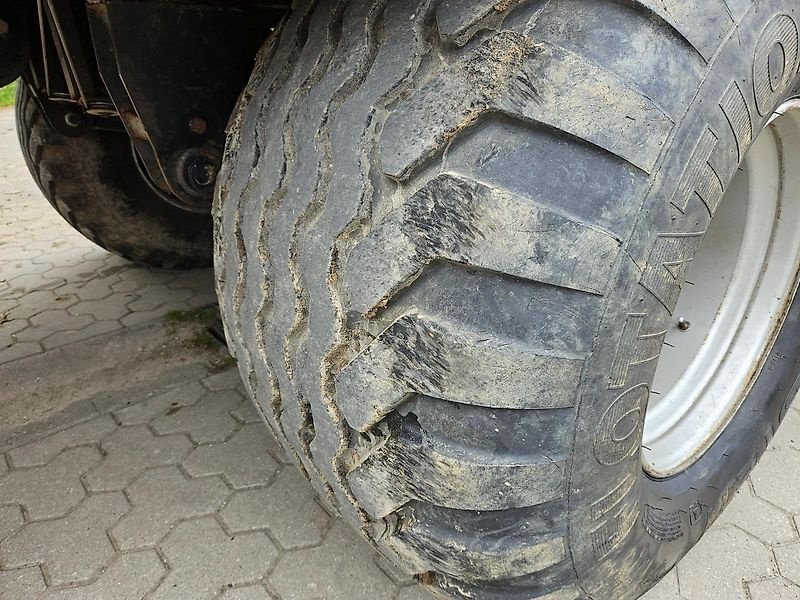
[[16, 86, 213, 269], [216, 2, 800, 598]]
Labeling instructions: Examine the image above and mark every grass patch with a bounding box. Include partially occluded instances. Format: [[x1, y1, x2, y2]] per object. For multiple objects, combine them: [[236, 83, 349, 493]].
[[207, 354, 237, 373], [164, 306, 218, 332], [163, 306, 235, 372], [0, 82, 17, 107], [189, 329, 220, 351]]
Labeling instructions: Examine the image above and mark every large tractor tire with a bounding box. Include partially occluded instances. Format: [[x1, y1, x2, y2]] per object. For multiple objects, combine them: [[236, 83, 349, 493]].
[[215, 1, 800, 598], [16, 86, 213, 269]]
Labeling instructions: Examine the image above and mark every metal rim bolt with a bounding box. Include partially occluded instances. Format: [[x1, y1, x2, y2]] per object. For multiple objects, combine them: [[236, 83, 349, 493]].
[[186, 158, 216, 189], [64, 113, 82, 128], [189, 117, 208, 136]]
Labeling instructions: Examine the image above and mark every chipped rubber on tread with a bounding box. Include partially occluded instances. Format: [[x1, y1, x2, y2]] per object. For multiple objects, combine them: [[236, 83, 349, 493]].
[[215, 1, 800, 599], [15, 87, 213, 269]]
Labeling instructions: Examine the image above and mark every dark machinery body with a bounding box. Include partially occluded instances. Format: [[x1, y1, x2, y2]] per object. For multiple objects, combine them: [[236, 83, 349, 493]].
[[0, 0, 290, 212]]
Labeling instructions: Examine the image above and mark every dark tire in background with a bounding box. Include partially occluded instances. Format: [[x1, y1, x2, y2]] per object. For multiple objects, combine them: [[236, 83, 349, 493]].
[[215, 2, 800, 599], [16, 86, 213, 269]]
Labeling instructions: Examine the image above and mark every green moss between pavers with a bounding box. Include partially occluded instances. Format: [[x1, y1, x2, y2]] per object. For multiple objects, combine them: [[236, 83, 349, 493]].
[[189, 329, 219, 351], [163, 306, 218, 332], [163, 306, 235, 373], [207, 354, 237, 373], [0, 82, 17, 108]]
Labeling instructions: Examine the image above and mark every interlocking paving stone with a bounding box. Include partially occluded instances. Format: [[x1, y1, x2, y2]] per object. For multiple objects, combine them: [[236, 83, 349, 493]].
[[640, 569, 682, 600], [183, 422, 282, 488], [127, 285, 194, 312], [150, 517, 278, 600], [7, 414, 116, 467], [42, 319, 122, 350], [219, 585, 275, 600], [749, 577, 800, 600], [111, 466, 229, 550], [0, 566, 47, 599], [221, 468, 330, 549], [151, 389, 242, 443], [0, 492, 129, 586], [0, 446, 101, 520], [0, 341, 43, 365], [770, 408, 800, 452], [775, 542, 800, 588], [716, 481, 798, 546], [269, 522, 397, 600], [113, 382, 207, 426], [16, 309, 93, 343], [83, 425, 192, 491], [0, 505, 23, 543], [677, 526, 777, 600], [89, 363, 210, 415], [67, 297, 129, 321], [0, 319, 27, 348], [231, 397, 263, 424], [4, 291, 75, 322], [752, 448, 800, 514], [42, 551, 166, 600], [59, 278, 120, 302], [202, 368, 246, 392]]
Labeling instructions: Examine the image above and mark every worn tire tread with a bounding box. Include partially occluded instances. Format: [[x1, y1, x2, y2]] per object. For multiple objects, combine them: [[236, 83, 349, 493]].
[[216, 0, 743, 597]]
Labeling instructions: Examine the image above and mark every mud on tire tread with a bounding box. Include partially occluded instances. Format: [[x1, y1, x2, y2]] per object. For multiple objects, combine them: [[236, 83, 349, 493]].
[[16, 86, 213, 269], [216, 1, 800, 598]]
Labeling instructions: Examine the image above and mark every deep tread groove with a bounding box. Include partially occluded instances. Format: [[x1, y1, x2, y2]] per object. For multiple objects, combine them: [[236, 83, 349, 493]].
[[217, 4, 321, 479], [629, 0, 736, 61]]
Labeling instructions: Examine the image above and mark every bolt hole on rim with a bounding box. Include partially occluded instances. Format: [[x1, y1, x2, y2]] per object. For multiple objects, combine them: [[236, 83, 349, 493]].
[[642, 99, 800, 477]]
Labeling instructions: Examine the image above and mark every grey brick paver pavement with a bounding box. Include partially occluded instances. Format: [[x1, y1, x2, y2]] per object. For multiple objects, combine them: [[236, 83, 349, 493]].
[[110, 466, 229, 550], [150, 518, 278, 600], [150, 389, 242, 444], [3, 101, 800, 600], [749, 578, 800, 600], [269, 522, 396, 600], [0, 446, 100, 520], [184, 422, 283, 489], [775, 543, 800, 587], [42, 551, 166, 600], [7, 415, 117, 468], [220, 468, 331, 549], [0, 568, 46, 599], [83, 425, 193, 492], [0, 492, 129, 586]]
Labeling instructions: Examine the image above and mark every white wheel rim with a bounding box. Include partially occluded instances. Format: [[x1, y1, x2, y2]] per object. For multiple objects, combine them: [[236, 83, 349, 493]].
[[642, 101, 800, 477]]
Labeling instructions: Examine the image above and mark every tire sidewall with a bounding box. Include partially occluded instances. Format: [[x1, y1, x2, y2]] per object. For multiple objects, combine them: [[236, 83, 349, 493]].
[[568, 4, 800, 598]]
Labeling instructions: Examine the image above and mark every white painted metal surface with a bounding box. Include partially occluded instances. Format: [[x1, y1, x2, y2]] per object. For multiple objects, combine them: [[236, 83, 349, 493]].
[[643, 102, 800, 477]]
